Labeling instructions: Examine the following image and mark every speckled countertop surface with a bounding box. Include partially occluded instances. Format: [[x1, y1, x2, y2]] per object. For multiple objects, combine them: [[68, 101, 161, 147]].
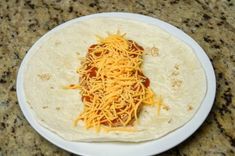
[[0, 0, 234, 155]]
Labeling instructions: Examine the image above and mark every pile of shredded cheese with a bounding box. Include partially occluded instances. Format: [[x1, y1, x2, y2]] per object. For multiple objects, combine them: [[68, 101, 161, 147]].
[[73, 32, 155, 132]]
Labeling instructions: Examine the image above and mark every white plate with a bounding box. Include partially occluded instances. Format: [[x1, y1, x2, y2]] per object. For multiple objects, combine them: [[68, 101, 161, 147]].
[[17, 12, 216, 156]]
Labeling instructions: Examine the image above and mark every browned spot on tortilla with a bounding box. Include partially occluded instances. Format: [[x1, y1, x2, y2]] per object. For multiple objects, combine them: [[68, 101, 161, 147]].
[[171, 70, 180, 76], [171, 79, 182, 88], [55, 41, 61, 46], [38, 73, 51, 81], [150, 47, 159, 56], [42, 106, 48, 109], [56, 107, 60, 111], [174, 64, 180, 70], [188, 105, 193, 111], [162, 105, 170, 111], [170, 64, 182, 89], [144, 47, 159, 56], [50, 86, 54, 89]]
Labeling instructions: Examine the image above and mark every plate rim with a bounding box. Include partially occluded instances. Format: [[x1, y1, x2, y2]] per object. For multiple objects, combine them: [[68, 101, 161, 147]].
[[16, 12, 216, 156]]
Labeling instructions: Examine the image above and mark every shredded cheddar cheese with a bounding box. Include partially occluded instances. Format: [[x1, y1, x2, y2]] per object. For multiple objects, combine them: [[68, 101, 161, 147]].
[[73, 32, 155, 131]]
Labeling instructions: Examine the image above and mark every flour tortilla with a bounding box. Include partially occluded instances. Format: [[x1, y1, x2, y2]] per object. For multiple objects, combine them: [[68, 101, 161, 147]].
[[24, 17, 207, 142]]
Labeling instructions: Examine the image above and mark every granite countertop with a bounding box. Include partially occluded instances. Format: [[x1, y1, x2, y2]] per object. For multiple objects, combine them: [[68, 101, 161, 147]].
[[0, 0, 234, 155]]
